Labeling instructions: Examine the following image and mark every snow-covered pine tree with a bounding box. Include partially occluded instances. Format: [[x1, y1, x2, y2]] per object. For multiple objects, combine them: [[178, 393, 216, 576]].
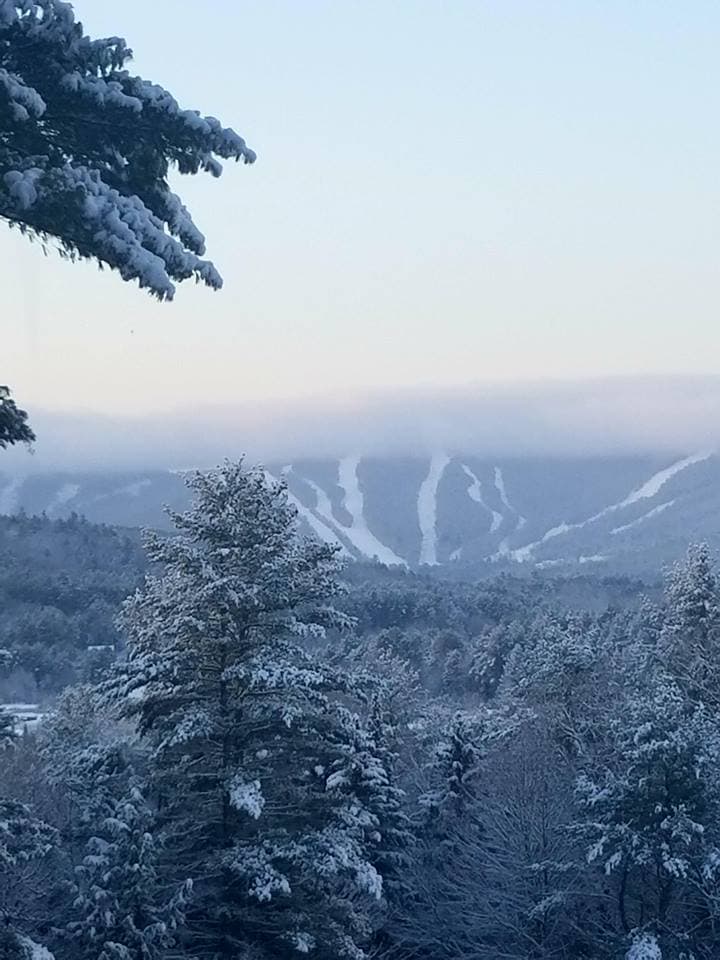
[[326, 693, 411, 908], [659, 543, 720, 707], [0, 386, 34, 448], [67, 782, 191, 960], [38, 686, 188, 960], [418, 711, 483, 829], [110, 461, 392, 960], [0, 0, 255, 300], [505, 614, 601, 758], [0, 721, 56, 959], [574, 676, 720, 959]]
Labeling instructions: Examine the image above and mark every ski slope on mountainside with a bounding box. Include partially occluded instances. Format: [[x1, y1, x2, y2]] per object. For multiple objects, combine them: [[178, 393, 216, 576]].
[[337, 456, 407, 566], [462, 464, 503, 532], [507, 452, 711, 561], [418, 453, 450, 566], [3, 452, 718, 573], [266, 469, 351, 558]]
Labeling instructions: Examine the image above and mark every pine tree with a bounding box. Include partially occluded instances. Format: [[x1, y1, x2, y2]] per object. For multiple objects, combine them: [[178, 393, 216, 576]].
[[574, 676, 720, 959], [38, 686, 189, 960], [419, 711, 483, 829], [659, 543, 720, 706], [0, 697, 56, 952], [67, 783, 190, 960], [0, 0, 255, 300], [0, 793, 56, 956], [109, 461, 392, 960], [0, 387, 34, 448]]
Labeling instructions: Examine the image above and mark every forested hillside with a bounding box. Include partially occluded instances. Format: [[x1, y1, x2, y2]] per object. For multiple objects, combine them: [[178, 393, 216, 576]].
[[0, 508, 647, 700], [4, 450, 718, 576], [0, 514, 144, 699], [3, 464, 716, 960]]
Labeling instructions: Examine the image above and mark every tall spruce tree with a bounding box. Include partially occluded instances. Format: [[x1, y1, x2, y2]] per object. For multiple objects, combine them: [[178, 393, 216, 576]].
[[110, 462, 394, 960]]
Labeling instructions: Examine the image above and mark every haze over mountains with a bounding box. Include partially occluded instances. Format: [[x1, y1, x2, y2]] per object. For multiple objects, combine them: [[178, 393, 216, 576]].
[[4, 375, 720, 472], [3, 377, 719, 576]]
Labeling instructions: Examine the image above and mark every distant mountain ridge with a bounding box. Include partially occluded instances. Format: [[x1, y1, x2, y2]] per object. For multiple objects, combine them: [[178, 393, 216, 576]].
[[2, 452, 718, 574]]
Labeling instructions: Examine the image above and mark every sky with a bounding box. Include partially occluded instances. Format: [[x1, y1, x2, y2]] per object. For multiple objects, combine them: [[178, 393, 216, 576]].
[[4, 0, 720, 430]]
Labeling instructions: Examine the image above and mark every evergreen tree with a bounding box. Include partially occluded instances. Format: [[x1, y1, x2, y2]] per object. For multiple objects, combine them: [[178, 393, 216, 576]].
[[418, 711, 483, 829], [110, 462, 392, 960], [659, 544, 720, 706], [67, 783, 190, 960], [0, 387, 34, 448], [0, 777, 55, 956], [0, 0, 255, 300], [574, 677, 720, 959]]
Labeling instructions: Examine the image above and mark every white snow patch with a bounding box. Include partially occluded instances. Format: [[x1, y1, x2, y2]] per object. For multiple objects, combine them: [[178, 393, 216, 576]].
[[461, 464, 502, 532], [337, 456, 407, 566], [229, 776, 265, 819], [19, 937, 54, 960], [578, 554, 609, 564], [626, 934, 662, 960], [418, 453, 450, 566], [0, 476, 23, 515], [611, 500, 675, 535]]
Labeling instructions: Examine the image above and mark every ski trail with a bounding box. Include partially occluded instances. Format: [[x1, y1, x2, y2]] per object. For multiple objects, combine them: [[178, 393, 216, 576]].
[[285, 468, 358, 558], [511, 522, 572, 562], [461, 465, 502, 533], [492, 466, 527, 557], [295, 474, 337, 524], [493, 466, 513, 511], [507, 452, 710, 561], [0, 476, 23, 515], [418, 453, 450, 566], [611, 453, 710, 508], [337, 456, 407, 566], [267, 469, 351, 557], [611, 500, 674, 535], [46, 483, 80, 518]]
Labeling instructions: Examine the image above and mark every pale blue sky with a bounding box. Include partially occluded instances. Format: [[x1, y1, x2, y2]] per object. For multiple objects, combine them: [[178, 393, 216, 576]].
[[5, 0, 720, 416]]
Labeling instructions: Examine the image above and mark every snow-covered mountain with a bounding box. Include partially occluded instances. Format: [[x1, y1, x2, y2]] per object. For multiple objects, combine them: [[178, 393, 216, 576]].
[[2, 452, 719, 574]]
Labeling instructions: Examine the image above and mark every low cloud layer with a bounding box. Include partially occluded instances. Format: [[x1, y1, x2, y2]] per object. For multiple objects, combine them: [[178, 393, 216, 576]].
[[4, 375, 720, 474]]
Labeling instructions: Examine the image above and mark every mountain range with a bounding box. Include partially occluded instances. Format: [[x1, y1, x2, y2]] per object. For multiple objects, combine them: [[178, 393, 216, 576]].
[[2, 452, 718, 575]]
